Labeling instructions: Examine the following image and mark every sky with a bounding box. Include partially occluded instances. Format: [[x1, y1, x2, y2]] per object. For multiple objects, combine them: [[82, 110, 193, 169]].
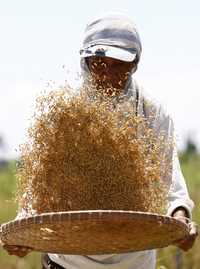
[[0, 0, 200, 158]]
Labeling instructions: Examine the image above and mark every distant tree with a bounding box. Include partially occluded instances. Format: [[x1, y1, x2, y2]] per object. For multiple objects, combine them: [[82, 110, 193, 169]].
[[0, 134, 6, 152], [180, 137, 198, 163], [0, 135, 9, 168], [184, 138, 197, 155], [0, 135, 3, 149]]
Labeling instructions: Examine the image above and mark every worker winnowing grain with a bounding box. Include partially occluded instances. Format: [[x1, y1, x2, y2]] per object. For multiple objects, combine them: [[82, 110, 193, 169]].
[[3, 12, 198, 269], [45, 12, 198, 269]]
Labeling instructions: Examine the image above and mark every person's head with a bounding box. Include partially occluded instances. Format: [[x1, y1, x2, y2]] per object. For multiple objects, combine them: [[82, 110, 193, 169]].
[[80, 13, 142, 92]]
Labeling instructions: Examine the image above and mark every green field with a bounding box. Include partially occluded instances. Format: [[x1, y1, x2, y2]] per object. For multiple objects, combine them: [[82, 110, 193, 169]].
[[0, 155, 199, 269]]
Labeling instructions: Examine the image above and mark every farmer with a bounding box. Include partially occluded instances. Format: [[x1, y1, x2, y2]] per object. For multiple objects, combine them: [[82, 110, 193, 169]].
[[3, 13, 198, 269]]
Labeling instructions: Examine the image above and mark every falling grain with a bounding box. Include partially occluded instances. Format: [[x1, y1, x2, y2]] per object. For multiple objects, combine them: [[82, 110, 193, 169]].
[[16, 83, 173, 216]]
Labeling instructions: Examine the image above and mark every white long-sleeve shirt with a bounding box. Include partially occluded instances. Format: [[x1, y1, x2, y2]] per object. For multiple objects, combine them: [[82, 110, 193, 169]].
[[15, 85, 193, 268], [49, 250, 156, 269], [48, 84, 194, 269]]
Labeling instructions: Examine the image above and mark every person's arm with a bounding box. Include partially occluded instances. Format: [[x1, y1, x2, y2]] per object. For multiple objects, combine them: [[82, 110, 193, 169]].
[[152, 102, 198, 251], [167, 147, 198, 251], [2, 207, 33, 257], [172, 207, 198, 251], [2, 244, 32, 257], [167, 147, 194, 218]]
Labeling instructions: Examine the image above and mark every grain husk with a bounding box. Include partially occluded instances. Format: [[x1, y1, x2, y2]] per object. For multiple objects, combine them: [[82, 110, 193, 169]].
[[16, 83, 173, 216]]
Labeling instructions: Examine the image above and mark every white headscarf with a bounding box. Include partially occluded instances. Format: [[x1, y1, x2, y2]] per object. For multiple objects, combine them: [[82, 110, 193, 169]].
[[80, 13, 142, 88]]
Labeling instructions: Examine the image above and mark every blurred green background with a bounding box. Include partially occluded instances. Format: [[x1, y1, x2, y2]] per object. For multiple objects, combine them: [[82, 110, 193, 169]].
[[0, 144, 199, 269]]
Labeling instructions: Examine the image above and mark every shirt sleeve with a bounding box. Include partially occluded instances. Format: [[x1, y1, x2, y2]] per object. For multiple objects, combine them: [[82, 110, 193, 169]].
[[166, 146, 194, 218]]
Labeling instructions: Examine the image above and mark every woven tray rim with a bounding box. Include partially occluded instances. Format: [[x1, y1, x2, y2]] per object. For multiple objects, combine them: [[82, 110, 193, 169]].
[[0, 210, 189, 235]]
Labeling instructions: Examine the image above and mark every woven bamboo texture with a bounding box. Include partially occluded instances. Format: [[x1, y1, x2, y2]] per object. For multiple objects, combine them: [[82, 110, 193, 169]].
[[0, 210, 189, 255]]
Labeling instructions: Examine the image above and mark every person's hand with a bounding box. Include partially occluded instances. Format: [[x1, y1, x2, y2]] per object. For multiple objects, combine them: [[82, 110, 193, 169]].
[[2, 243, 33, 257], [172, 208, 198, 251]]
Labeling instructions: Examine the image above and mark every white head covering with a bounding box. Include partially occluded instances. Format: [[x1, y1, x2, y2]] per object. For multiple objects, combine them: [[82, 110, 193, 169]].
[[80, 13, 142, 89], [80, 13, 142, 63]]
